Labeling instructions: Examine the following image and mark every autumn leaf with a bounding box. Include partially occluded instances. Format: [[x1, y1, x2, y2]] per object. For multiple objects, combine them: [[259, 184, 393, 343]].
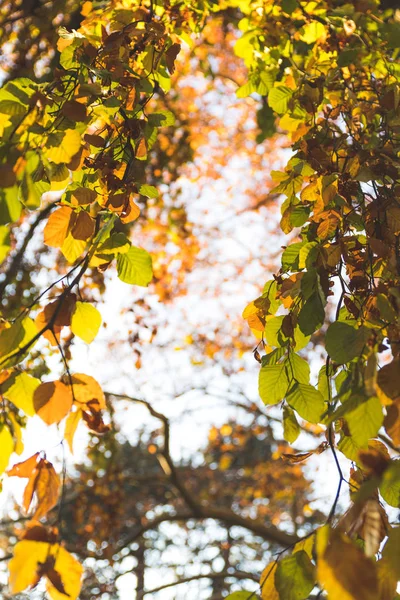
[[0, 425, 14, 475], [33, 381, 73, 424], [9, 541, 82, 599], [70, 373, 106, 409], [71, 301, 102, 343], [44, 206, 75, 248]]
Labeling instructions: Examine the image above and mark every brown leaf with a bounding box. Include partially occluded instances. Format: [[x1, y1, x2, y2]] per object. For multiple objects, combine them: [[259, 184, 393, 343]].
[[33, 381, 73, 425], [0, 163, 16, 187], [384, 400, 400, 445], [71, 210, 95, 241], [70, 187, 98, 206], [84, 133, 105, 147], [282, 442, 328, 463], [62, 100, 87, 122], [377, 357, 400, 401], [22, 524, 58, 543], [165, 43, 181, 74]]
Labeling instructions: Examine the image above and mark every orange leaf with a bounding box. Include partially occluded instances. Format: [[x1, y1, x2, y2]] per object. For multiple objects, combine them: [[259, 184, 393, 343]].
[[25, 459, 60, 519], [33, 381, 73, 425], [7, 453, 40, 478], [120, 195, 140, 224], [44, 207, 75, 248]]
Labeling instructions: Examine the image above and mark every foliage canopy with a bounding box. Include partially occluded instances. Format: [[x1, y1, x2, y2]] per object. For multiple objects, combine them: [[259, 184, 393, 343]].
[[1, 0, 400, 598]]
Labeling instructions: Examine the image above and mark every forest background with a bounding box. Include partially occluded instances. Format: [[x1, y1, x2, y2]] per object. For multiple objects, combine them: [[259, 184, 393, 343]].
[[0, 1, 400, 599]]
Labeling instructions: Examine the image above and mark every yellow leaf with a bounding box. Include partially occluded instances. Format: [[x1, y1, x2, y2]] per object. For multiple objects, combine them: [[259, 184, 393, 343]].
[[260, 561, 279, 600], [3, 372, 40, 416], [9, 541, 83, 600], [8, 540, 49, 594], [293, 533, 315, 559], [317, 528, 378, 600], [0, 425, 14, 474], [71, 302, 102, 344], [45, 129, 81, 164], [64, 408, 83, 454], [33, 381, 73, 425], [46, 546, 83, 600], [61, 232, 86, 263]]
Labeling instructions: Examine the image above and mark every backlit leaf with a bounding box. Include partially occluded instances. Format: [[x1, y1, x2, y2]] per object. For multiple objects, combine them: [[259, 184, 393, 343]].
[[0, 425, 14, 475], [117, 246, 153, 286], [33, 380, 73, 425], [326, 321, 369, 364], [2, 371, 40, 416], [276, 550, 315, 600], [259, 364, 289, 405], [71, 302, 102, 344], [43, 206, 75, 248], [260, 561, 279, 600], [287, 383, 325, 423], [46, 129, 81, 164]]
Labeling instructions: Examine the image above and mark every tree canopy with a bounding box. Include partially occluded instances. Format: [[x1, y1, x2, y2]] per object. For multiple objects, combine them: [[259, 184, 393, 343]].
[[0, 0, 400, 598]]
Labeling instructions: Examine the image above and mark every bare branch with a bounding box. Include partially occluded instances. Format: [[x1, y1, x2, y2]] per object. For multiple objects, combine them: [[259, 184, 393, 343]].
[[143, 570, 259, 595]]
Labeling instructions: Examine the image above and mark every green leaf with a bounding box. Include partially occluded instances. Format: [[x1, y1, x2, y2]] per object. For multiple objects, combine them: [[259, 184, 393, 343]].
[[287, 383, 325, 423], [0, 225, 11, 263], [117, 246, 153, 286], [276, 550, 315, 600], [0, 317, 37, 368], [139, 185, 159, 198], [288, 352, 310, 384], [259, 364, 290, 405], [325, 321, 369, 364], [0, 100, 26, 116], [382, 526, 400, 577], [331, 395, 383, 446], [337, 432, 365, 462], [225, 593, 259, 600], [317, 365, 331, 402], [2, 372, 40, 416], [71, 302, 102, 344], [298, 293, 325, 336], [261, 347, 286, 366], [261, 279, 280, 315], [283, 405, 300, 443], [346, 396, 383, 446], [282, 242, 305, 272], [0, 186, 22, 225], [264, 316, 286, 347], [268, 86, 293, 115], [96, 233, 130, 256], [379, 460, 400, 508], [148, 110, 175, 127], [236, 80, 257, 98]]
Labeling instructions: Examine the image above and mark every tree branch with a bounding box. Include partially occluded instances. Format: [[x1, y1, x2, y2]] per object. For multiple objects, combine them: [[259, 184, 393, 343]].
[[143, 570, 259, 595], [106, 392, 299, 548], [0, 202, 55, 297]]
